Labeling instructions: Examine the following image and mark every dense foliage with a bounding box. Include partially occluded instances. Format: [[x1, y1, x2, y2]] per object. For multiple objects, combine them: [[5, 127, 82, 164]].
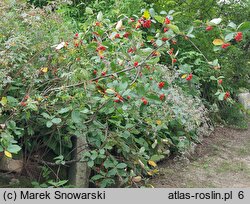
[[0, 0, 249, 187]]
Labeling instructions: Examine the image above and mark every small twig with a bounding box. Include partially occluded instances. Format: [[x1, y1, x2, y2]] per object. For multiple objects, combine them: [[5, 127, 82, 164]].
[[31, 158, 84, 167], [188, 38, 210, 63]]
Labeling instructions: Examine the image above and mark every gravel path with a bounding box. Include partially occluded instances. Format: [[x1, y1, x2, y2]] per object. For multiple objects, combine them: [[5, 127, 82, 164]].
[[152, 123, 250, 188]]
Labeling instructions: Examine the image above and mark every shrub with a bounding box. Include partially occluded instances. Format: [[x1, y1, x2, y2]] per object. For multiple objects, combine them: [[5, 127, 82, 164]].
[[0, 1, 248, 187]]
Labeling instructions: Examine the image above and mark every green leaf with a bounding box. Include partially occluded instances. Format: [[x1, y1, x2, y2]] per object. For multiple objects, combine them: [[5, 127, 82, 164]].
[[237, 21, 250, 32], [228, 22, 236, 29], [7, 144, 21, 154], [52, 118, 62, 124], [58, 107, 70, 114], [87, 160, 94, 168], [150, 154, 165, 162], [107, 168, 117, 177], [210, 76, 217, 81], [97, 11, 103, 21], [100, 178, 115, 188], [210, 18, 222, 25], [85, 7, 93, 15], [91, 175, 104, 181], [104, 159, 116, 168], [187, 26, 194, 35], [155, 39, 163, 47], [116, 163, 127, 169], [172, 12, 182, 17], [7, 120, 16, 130], [71, 110, 81, 123], [149, 8, 155, 17], [41, 112, 51, 119], [167, 24, 181, 34], [154, 15, 165, 24], [46, 121, 53, 128], [218, 93, 225, 101], [225, 33, 235, 42]]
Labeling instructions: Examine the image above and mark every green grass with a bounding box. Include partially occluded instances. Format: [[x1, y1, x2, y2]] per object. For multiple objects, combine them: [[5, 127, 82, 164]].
[[215, 161, 250, 174]]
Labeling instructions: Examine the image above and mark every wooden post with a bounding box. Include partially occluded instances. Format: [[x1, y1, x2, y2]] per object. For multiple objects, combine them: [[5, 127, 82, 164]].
[[68, 135, 90, 187]]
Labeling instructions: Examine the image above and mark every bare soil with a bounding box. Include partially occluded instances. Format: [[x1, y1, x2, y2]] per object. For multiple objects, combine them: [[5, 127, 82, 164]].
[[151, 123, 250, 188]]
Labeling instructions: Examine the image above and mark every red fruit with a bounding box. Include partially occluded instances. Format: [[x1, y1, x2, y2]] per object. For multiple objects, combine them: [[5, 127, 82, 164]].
[[74, 43, 79, 47], [234, 32, 243, 42], [158, 82, 165, 89], [115, 33, 120, 38], [101, 71, 106, 76], [129, 18, 135, 22], [93, 70, 97, 75], [168, 48, 174, 55], [136, 24, 141, 29], [206, 26, 213, 31], [128, 48, 134, 53], [221, 43, 230, 49], [165, 17, 171, 24], [162, 37, 168, 42], [149, 77, 153, 80], [141, 97, 148, 105], [143, 20, 151, 28], [172, 58, 177, 63], [74, 33, 79, 38], [97, 45, 106, 51], [152, 51, 158, 56], [116, 94, 123, 101], [100, 55, 104, 59], [114, 99, 120, 103], [20, 101, 27, 107], [159, 94, 165, 101], [95, 22, 101, 26], [123, 32, 130, 38], [224, 91, 230, 100], [134, 61, 139, 67], [127, 96, 131, 99], [218, 79, 223, 84], [24, 95, 29, 100], [171, 40, 177, 45], [164, 27, 169, 33], [186, 73, 193, 81], [92, 31, 100, 36]]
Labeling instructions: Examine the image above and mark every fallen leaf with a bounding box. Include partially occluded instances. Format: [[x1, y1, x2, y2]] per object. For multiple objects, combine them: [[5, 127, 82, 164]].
[[213, 39, 224, 45], [181, 74, 188, 79], [156, 120, 162, 125], [132, 176, 142, 183], [4, 151, 12, 158], [0, 97, 8, 106], [147, 169, 159, 176], [148, 160, 157, 167], [41, 67, 48, 73]]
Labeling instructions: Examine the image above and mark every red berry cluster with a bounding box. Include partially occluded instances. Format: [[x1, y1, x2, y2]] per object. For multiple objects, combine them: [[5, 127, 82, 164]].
[[141, 97, 148, 105], [186, 73, 193, 81], [224, 91, 230, 100], [158, 82, 165, 89], [234, 32, 243, 42]]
